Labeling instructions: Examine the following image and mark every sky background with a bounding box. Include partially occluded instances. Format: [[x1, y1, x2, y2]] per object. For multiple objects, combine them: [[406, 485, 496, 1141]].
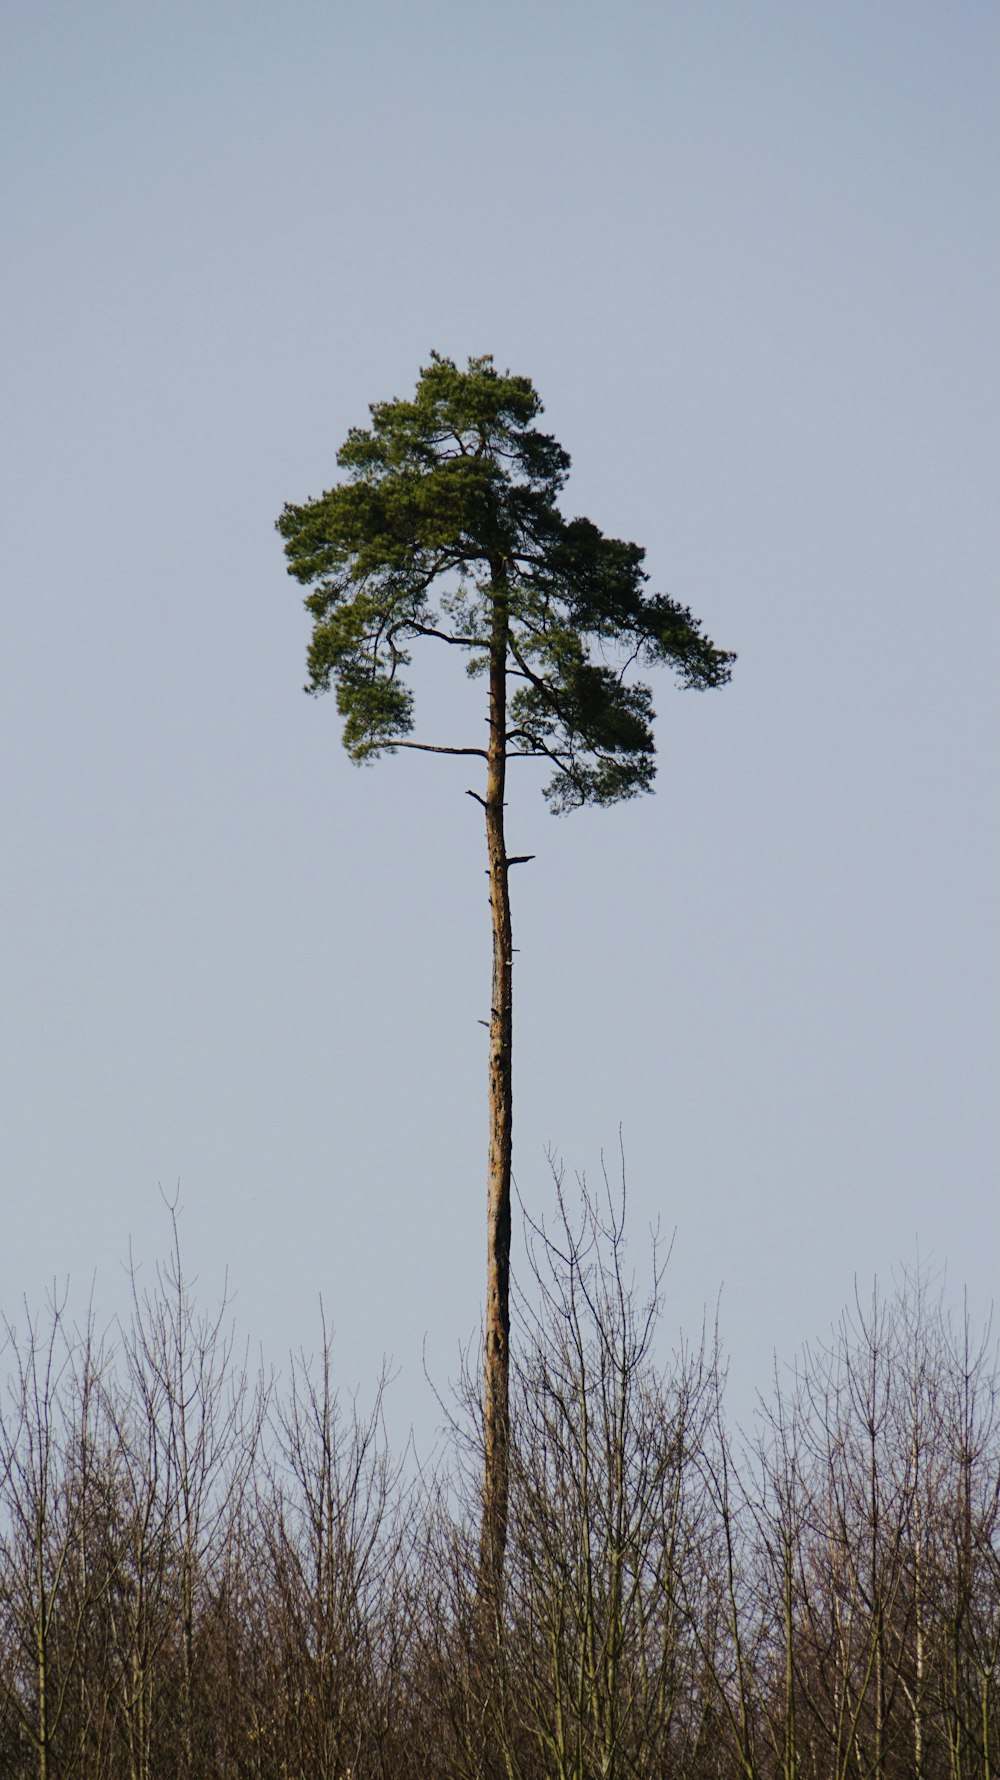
[[2, 0, 997, 1450]]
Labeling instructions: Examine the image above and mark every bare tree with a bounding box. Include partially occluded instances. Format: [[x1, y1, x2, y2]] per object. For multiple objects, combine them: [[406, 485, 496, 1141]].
[[121, 1202, 262, 1780], [495, 1160, 719, 1780], [0, 1297, 115, 1780], [250, 1321, 410, 1780]]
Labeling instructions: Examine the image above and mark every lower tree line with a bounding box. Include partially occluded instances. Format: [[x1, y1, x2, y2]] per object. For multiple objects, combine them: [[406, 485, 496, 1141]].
[[1, 1183, 997, 1780]]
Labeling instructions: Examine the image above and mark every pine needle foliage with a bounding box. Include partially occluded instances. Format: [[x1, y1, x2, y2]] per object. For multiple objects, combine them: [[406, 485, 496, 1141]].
[[277, 352, 734, 811]]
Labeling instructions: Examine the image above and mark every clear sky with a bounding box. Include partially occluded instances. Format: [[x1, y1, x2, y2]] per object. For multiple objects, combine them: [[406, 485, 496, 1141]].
[[2, 0, 997, 1448]]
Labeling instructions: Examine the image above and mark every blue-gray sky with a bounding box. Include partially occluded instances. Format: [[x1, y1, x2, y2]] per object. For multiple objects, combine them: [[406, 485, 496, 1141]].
[[2, 0, 997, 1443]]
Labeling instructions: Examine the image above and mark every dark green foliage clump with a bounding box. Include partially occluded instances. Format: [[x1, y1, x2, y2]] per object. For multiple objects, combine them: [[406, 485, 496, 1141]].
[[277, 353, 734, 810]]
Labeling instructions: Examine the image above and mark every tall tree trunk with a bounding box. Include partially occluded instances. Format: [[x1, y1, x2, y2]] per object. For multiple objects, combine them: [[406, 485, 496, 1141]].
[[480, 583, 512, 1599]]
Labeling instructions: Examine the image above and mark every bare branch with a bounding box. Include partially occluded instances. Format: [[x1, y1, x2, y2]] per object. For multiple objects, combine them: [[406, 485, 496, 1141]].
[[391, 741, 488, 758], [406, 622, 482, 647]]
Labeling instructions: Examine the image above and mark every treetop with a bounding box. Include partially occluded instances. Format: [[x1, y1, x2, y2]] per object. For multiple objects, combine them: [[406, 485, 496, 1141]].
[[277, 353, 734, 809]]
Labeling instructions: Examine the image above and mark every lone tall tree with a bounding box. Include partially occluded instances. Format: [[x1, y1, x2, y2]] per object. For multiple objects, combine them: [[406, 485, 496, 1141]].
[[278, 353, 734, 1587]]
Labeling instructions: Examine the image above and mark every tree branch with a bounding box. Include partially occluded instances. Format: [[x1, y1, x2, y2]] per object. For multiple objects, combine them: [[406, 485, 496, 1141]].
[[406, 622, 482, 648], [507, 730, 575, 779], [508, 635, 566, 719], [392, 741, 488, 757], [506, 726, 569, 765]]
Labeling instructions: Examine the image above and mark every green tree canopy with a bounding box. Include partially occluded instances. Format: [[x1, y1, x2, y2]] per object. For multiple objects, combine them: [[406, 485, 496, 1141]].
[[277, 352, 735, 811]]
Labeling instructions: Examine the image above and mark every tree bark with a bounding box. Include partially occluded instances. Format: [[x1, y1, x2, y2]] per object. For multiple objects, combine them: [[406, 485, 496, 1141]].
[[480, 579, 513, 1600]]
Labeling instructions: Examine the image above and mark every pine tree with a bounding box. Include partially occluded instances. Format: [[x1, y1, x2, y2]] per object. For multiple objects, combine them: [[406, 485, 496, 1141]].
[[277, 352, 734, 1588]]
